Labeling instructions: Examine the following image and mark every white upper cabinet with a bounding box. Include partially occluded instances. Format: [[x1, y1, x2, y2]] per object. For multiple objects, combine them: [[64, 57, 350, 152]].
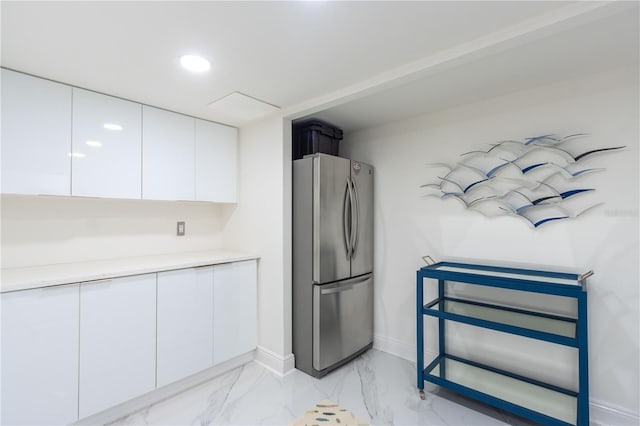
[[213, 260, 257, 365], [1, 285, 79, 425], [195, 119, 238, 202], [71, 89, 142, 199], [1, 69, 72, 195], [2, 70, 238, 202], [157, 267, 214, 387], [142, 106, 195, 201]]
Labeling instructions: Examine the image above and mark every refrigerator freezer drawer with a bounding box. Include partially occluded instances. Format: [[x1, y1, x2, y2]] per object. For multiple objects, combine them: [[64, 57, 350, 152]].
[[313, 274, 373, 371]]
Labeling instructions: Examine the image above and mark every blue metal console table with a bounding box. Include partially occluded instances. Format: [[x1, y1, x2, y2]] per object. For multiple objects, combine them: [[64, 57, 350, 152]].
[[416, 260, 591, 426]]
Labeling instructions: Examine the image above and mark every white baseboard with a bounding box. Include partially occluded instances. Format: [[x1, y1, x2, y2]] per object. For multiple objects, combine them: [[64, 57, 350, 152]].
[[373, 333, 418, 362], [590, 399, 640, 426], [254, 345, 295, 377], [373, 333, 640, 426], [73, 351, 255, 425]]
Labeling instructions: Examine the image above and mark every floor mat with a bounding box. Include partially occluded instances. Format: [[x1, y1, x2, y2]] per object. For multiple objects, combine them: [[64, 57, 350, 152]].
[[291, 400, 369, 426]]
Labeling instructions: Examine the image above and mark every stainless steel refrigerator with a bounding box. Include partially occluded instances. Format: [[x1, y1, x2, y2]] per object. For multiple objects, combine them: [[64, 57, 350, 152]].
[[293, 153, 373, 378]]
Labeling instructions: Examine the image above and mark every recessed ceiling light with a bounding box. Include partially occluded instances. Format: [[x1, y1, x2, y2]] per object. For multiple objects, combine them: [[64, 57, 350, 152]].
[[86, 140, 103, 147], [180, 55, 211, 73], [104, 123, 123, 131], [68, 152, 86, 158]]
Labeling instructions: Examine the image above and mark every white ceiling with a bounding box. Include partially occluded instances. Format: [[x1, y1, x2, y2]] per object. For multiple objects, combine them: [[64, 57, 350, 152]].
[[2, 2, 637, 130], [2, 1, 580, 127]]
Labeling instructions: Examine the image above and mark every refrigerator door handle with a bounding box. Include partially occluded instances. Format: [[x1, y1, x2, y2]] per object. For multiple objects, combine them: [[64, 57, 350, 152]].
[[343, 177, 352, 260], [319, 276, 371, 295], [351, 177, 360, 259]]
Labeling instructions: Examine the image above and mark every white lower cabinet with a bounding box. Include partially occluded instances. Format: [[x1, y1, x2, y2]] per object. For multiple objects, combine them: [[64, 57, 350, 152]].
[[157, 267, 214, 387], [1, 285, 79, 426], [213, 260, 257, 364], [79, 274, 156, 418], [1, 259, 257, 422]]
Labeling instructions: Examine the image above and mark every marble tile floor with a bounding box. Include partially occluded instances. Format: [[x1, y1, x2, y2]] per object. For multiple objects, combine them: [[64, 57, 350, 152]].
[[109, 350, 538, 426]]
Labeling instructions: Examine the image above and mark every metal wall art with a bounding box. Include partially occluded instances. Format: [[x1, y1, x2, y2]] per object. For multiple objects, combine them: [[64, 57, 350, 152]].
[[422, 134, 625, 227]]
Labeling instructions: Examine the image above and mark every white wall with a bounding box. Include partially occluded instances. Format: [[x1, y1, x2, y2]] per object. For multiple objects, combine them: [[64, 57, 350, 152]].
[[0, 195, 232, 268], [341, 67, 639, 418], [221, 115, 293, 365]]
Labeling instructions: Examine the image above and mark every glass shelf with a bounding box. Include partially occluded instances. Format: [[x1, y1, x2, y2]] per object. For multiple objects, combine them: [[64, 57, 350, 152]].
[[419, 261, 590, 296], [424, 298, 576, 344], [432, 265, 581, 286], [426, 355, 577, 425]]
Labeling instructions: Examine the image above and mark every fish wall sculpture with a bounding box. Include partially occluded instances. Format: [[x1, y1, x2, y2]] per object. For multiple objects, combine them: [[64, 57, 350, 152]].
[[422, 134, 624, 228]]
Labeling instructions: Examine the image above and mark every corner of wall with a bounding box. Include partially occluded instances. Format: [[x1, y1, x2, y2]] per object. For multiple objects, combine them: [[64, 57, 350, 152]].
[[226, 114, 293, 365]]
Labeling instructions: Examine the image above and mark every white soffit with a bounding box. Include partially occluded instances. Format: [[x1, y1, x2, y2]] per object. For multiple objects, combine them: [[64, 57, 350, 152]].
[[207, 92, 280, 127], [297, 2, 640, 132]]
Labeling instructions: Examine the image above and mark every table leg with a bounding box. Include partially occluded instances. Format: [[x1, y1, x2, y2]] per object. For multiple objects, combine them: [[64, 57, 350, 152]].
[[417, 270, 424, 393], [577, 290, 589, 425], [439, 279, 445, 378]]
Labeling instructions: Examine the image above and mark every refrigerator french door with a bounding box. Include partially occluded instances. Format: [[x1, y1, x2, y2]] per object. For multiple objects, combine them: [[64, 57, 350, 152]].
[[293, 153, 374, 377]]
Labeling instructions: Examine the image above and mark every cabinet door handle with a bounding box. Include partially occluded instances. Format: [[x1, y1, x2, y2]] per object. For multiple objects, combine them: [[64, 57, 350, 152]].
[[81, 278, 113, 285]]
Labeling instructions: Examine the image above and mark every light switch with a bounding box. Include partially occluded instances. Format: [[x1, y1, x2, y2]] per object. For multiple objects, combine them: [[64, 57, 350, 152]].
[[177, 221, 185, 236]]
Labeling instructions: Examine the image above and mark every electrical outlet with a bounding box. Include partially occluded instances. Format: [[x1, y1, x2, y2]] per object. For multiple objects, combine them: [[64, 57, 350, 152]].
[[177, 221, 185, 236]]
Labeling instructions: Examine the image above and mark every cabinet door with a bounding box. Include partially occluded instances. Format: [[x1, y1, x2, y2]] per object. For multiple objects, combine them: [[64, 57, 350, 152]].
[[1, 69, 71, 195], [157, 267, 214, 387], [213, 260, 257, 364], [142, 106, 195, 201], [79, 274, 156, 418], [195, 119, 238, 202], [72, 88, 142, 198], [1, 285, 79, 425]]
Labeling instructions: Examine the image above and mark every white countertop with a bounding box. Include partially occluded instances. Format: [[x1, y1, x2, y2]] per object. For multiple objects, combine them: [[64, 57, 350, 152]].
[[1, 249, 259, 293]]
